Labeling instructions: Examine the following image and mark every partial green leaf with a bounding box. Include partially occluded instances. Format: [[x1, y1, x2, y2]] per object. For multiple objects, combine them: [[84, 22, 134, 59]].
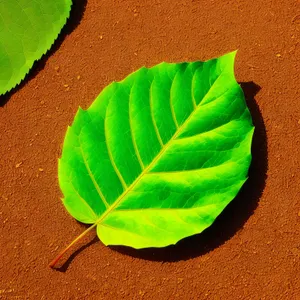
[[58, 51, 254, 250], [0, 0, 72, 95]]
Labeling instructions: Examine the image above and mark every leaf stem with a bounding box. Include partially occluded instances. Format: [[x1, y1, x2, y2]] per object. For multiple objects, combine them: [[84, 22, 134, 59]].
[[49, 223, 97, 268]]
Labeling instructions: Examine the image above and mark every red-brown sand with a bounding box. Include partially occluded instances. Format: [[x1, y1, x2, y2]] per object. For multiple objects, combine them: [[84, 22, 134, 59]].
[[0, 0, 299, 299]]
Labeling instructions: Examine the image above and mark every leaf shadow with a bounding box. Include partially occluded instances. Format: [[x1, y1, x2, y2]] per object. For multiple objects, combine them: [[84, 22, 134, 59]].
[[0, 0, 88, 107], [53, 236, 99, 273], [111, 81, 267, 262], [51, 222, 98, 273]]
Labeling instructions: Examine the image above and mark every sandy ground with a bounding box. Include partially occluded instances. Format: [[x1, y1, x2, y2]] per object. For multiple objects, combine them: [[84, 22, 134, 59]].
[[0, 0, 299, 299]]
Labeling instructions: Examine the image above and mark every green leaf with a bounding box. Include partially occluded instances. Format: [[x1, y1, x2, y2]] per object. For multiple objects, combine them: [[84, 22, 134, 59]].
[[58, 51, 254, 254], [0, 0, 72, 95]]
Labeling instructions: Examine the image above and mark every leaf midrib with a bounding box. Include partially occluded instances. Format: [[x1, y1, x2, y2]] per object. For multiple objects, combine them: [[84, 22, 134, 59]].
[[92, 71, 225, 227]]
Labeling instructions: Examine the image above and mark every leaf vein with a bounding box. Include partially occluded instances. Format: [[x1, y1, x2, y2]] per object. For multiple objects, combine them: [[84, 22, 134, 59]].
[[79, 146, 110, 209], [67, 178, 98, 220], [147, 160, 236, 176], [191, 69, 197, 109], [104, 102, 128, 190], [129, 81, 145, 170], [149, 76, 164, 147], [114, 204, 216, 213], [170, 70, 179, 128]]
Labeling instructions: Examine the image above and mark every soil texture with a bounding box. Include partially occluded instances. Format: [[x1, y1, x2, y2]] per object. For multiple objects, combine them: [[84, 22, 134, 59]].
[[0, 0, 299, 299]]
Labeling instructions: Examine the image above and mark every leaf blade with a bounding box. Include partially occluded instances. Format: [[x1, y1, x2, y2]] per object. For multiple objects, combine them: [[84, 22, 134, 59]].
[[59, 51, 254, 249], [0, 0, 72, 95]]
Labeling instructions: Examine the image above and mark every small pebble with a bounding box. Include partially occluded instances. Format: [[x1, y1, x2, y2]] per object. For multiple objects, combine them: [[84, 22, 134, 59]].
[[15, 162, 23, 168]]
